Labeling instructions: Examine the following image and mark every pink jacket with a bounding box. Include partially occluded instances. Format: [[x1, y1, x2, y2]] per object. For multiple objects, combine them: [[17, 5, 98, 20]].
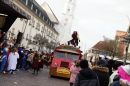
[[69, 65, 81, 83]]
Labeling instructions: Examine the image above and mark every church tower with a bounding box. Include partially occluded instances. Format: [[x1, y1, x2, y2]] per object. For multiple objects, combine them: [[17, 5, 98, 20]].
[[60, 0, 77, 44]]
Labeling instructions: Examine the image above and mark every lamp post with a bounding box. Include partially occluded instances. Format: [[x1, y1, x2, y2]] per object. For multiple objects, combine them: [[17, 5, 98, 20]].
[[121, 35, 130, 65]]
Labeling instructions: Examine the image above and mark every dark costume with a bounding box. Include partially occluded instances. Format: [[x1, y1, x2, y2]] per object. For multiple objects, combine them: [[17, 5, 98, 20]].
[[32, 54, 43, 74], [68, 31, 80, 47], [92, 66, 110, 86]]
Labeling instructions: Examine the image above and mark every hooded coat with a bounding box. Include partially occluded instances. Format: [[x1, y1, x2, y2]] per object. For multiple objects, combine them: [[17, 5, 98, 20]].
[[92, 66, 110, 86], [69, 65, 81, 83], [73, 68, 99, 86]]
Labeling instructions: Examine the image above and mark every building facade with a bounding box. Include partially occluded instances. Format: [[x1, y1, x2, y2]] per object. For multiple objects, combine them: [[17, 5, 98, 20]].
[[116, 30, 127, 54], [7, 0, 58, 52]]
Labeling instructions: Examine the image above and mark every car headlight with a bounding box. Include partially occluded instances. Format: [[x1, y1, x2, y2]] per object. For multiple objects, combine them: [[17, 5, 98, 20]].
[[54, 62, 58, 66]]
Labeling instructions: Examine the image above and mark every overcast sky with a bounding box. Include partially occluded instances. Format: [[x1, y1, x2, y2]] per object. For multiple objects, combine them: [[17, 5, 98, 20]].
[[36, 0, 130, 52]]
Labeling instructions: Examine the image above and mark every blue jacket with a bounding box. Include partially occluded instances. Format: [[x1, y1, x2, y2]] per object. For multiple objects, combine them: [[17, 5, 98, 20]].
[[110, 81, 120, 86]]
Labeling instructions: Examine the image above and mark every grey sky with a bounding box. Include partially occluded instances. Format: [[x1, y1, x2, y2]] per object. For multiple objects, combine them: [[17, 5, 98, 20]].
[[36, 0, 130, 51]]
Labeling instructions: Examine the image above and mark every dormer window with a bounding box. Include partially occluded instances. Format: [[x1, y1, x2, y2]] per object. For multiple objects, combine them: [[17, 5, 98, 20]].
[[39, 12, 41, 17], [12, 28, 15, 34], [26, 0, 28, 5], [31, 4, 33, 10], [43, 16, 44, 20], [36, 9, 37, 14], [67, 8, 70, 13]]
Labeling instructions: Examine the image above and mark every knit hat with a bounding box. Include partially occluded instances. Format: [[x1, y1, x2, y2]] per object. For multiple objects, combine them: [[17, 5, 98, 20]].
[[118, 65, 130, 81], [74, 60, 80, 67], [112, 62, 122, 70], [121, 65, 130, 75], [79, 60, 88, 69]]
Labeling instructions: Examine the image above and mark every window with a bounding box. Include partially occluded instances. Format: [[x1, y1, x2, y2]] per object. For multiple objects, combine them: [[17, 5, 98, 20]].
[[39, 12, 41, 17], [31, 4, 33, 10], [32, 20, 35, 27], [26, 0, 28, 5], [20, 18, 23, 21], [41, 27, 44, 32], [55, 51, 66, 58], [26, 34, 29, 39], [67, 8, 70, 12], [44, 29, 46, 33], [46, 19, 48, 23], [43, 16, 44, 20], [29, 17, 32, 25], [12, 28, 15, 34], [36, 9, 37, 14], [68, 53, 79, 60], [36, 23, 40, 30]]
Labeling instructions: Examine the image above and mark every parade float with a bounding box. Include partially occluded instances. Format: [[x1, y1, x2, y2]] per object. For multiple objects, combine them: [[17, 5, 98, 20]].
[[49, 31, 82, 78]]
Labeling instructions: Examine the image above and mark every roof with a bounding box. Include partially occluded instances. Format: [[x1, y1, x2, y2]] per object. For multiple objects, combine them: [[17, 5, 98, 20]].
[[20, 0, 59, 34], [20, 0, 54, 27], [92, 41, 104, 50], [41, 2, 59, 24], [116, 30, 127, 37]]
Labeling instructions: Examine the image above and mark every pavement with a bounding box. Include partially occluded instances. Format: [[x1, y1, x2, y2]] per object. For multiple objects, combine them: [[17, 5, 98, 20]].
[[0, 67, 69, 86]]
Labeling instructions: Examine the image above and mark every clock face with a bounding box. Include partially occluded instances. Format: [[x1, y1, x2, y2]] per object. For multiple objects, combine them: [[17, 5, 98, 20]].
[[65, 18, 68, 22]]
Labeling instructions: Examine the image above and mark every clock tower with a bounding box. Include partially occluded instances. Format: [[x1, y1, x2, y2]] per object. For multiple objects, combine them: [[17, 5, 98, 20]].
[[60, 0, 77, 44]]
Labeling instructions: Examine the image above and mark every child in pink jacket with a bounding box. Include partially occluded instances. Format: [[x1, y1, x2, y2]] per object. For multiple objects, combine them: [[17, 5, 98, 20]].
[[69, 60, 81, 86]]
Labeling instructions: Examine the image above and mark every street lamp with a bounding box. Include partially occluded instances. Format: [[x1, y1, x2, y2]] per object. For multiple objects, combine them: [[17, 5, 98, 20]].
[[121, 35, 130, 65]]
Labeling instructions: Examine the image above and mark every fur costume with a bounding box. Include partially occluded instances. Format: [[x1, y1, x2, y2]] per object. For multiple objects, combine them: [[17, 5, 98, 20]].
[[68, 31, 80, 47]]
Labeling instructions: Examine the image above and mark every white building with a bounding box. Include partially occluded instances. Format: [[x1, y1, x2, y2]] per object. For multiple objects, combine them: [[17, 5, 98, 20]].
[[56, 0, 77, 45], [7, 0, 58, 52]]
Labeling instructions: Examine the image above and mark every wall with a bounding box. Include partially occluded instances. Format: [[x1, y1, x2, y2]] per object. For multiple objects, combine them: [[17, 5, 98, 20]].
[[7, 0, 58, 52]]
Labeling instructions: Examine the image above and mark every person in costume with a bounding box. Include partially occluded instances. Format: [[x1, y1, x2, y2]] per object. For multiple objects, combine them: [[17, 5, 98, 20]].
[[8, 47, 19, 74], [32, 52, 43, 74], [21, 49, 28, 69], [16, 47, 24, 70], [68, 31, 80, 47], [0, 45, 9, 73]]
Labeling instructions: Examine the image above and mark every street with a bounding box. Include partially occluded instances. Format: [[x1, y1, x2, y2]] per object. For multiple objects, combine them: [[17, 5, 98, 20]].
[[0, 67, 69, 86]]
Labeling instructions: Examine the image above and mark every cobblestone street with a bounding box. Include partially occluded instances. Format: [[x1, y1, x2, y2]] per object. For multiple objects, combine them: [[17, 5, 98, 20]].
[[0, 67, 69, 86]]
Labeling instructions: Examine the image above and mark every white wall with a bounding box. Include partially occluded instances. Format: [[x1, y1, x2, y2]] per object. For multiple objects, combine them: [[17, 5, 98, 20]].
[[7, 0, 58, 51]]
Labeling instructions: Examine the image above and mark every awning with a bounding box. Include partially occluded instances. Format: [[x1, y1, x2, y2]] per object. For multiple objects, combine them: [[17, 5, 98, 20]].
[[0, 0, 31, 19]]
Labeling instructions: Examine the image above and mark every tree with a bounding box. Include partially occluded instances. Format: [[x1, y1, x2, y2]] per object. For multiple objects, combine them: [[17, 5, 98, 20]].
[[96, 36, 123, 59], [33, 34, 48, 50]]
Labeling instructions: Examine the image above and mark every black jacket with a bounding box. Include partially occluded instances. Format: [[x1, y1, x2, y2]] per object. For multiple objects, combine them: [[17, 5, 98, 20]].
[[73, 68, 100, 86], [92, 66, 110, 86]]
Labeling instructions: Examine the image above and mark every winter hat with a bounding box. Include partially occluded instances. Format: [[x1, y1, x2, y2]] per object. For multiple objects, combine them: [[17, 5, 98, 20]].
[[79, 60, 88, 69], [121, 65, 130, 75], [74, 60, 80, 67], [112, 62, 122, 70], [97, 60, 105, 66], [118, 65, 130, 81]]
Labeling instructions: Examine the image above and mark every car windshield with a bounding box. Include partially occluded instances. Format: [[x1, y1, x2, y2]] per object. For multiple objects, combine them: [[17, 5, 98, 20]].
[[55, 51, 66, 58], [68, 53, 79, 60]]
